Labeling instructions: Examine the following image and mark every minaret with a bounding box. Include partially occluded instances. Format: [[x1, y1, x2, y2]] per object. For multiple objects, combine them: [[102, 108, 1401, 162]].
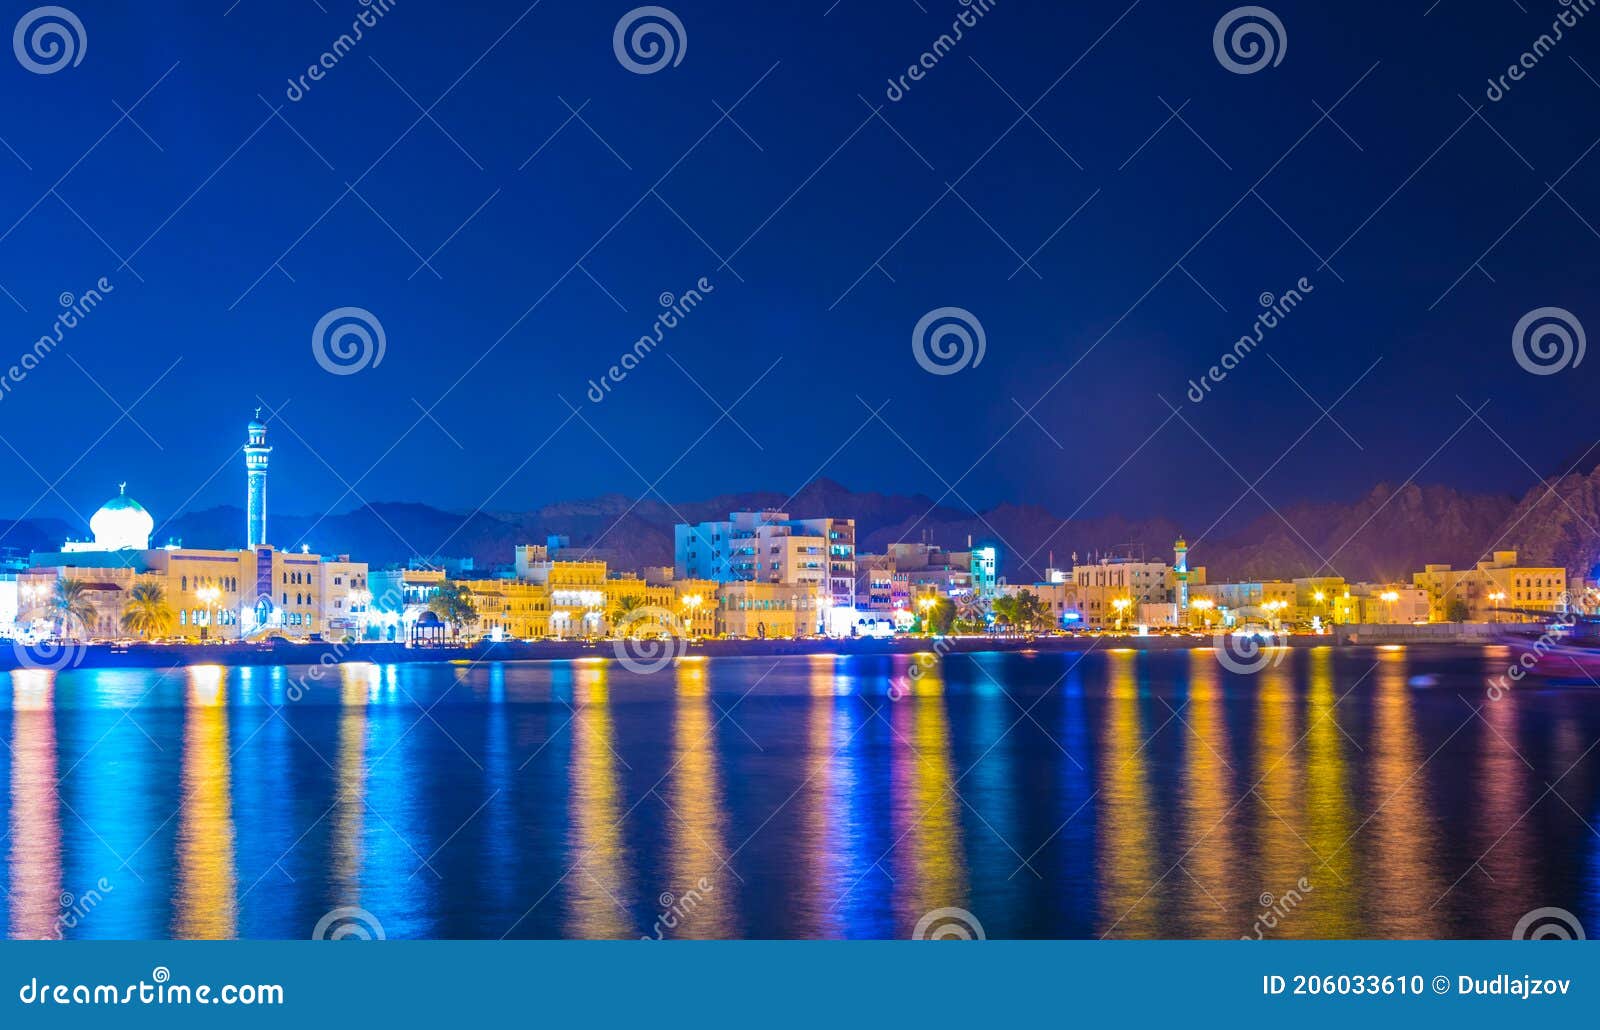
[[245, 410, 271, 548], [1174, 536, 1189, 612]]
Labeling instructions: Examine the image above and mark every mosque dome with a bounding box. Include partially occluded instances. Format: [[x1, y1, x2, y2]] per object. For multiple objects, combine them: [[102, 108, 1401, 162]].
[[89, 484, 153, 550]]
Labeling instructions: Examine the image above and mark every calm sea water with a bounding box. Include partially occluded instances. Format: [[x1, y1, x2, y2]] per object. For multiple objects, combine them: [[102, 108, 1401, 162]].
[[1, 645, 1596, 940]]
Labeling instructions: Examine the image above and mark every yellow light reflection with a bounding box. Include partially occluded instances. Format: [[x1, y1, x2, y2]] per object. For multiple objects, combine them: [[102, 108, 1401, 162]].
[[174, 665, 237, 939], [893, 655, 967, 927], [330, 664, 372, 899], [1362, 647, 1440, 936], [662, 659, 732, 938], [565, 662, 633, 938], [1098, 649, 1159, 936], [1301, 647, 1355, 935], [1179, 653, 1238, 937]]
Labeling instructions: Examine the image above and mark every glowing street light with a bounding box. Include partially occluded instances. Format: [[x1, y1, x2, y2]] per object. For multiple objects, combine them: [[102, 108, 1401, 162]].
[[681, 593, 704, 636], [1488, 590, 1506, 624], [197, 586, 221, 641], [1111, 597, 1131, 632]]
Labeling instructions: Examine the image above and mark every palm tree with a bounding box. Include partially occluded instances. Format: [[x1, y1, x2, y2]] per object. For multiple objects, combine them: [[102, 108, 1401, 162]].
[[992, 594, 1019, 631], [121, 581, 174, 640], [609, 594, 651, 636], [51, 578, 99, 639]]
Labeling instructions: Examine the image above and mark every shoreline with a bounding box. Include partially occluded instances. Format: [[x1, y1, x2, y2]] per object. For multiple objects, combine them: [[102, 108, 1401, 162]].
[[0, 629, 1507, 672]]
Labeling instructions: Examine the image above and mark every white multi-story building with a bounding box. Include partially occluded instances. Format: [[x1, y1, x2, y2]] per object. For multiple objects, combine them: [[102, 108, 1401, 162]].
[[675, 511, 856, 630]]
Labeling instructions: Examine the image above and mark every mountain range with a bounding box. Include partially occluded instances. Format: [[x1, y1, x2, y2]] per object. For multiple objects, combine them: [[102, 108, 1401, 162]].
[[7, 466, 1600, 585]]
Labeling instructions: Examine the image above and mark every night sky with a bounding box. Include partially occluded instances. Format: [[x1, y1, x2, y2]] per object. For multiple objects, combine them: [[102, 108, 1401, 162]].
[[0, 0, 1596, 533]]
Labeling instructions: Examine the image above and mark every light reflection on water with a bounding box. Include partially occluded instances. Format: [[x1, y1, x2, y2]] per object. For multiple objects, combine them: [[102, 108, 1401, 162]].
[[1, 646, 1598, 939]]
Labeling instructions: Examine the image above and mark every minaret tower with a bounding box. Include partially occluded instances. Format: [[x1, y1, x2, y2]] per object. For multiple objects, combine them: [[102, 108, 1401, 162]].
[[245, 410, 271, 548], [1174, 536, 1190, 612]]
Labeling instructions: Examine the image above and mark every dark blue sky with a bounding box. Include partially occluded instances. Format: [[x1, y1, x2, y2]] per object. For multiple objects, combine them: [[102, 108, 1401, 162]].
[[0, 0, 1596, 534]]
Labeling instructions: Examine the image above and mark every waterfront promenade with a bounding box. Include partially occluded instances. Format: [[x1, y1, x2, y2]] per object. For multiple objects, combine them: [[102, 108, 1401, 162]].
[[0, 625, 1508, 672]]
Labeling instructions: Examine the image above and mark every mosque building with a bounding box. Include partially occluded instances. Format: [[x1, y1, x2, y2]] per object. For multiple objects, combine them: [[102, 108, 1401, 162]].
[[14, 414, 370, 642]]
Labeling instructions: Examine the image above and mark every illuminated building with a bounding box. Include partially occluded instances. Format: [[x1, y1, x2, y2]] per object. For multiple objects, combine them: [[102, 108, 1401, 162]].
[[675, 511, 856, 633], [1071, 553, 1204, 628], [22, 415, 368, 642], [1189, 580, 1295, 626], [1412, 550, 1567, 622], [716, 581, 801, 638], [1329, 583, 1430, 625]]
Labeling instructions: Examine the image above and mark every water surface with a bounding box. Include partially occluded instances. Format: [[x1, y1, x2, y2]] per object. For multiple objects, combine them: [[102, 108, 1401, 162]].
[[2, 645, 1596, 939]]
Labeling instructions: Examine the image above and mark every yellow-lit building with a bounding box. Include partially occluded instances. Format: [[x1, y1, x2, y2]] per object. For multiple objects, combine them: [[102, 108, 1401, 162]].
[[717, 581, 800, 638], [1412, 550, 1566, 622], [674, 578, 718, 638]]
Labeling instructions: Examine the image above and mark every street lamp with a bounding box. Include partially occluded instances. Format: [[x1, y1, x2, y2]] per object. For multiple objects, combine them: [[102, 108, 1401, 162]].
[[1111, 597, 1131, 633], [681, 593, 703, 637], [197, 586, 220, 641], [917, 596, 936, 636], [1488, 590, 1505, 624], [1191, 597, 1215, 629]]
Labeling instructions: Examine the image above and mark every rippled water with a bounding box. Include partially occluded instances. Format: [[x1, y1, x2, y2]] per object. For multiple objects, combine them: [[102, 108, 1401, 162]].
[[1, 645, 1596, 939]]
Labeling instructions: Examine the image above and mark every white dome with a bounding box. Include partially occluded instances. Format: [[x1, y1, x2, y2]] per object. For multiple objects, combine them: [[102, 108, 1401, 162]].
[[89, 484, 153, 550]]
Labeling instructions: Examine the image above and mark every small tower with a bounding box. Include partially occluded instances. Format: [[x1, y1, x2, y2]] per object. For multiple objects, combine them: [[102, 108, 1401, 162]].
[[1174, 536, 1189, 612], [245, 409, 271, 548]]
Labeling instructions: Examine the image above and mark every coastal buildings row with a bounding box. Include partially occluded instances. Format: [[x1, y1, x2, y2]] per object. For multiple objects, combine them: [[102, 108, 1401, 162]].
[[0, 413, 1581, 645]]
